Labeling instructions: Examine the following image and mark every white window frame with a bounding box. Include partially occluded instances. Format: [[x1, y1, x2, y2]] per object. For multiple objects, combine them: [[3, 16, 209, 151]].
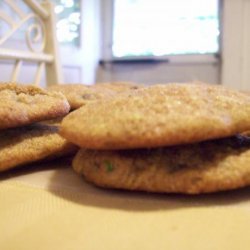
[[100, 0, 221, 64]]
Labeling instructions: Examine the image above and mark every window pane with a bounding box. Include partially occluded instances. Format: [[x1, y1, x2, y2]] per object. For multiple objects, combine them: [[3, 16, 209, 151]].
[[52, 0, 81, 45], [113, 0, 220, 57]]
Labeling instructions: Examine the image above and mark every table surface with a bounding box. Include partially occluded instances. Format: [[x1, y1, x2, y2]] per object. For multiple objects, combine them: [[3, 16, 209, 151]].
[[1, 158, 250, 250]]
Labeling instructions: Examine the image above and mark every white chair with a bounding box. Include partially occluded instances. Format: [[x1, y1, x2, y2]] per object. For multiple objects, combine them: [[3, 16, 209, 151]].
[[0, 0, 63, 86]]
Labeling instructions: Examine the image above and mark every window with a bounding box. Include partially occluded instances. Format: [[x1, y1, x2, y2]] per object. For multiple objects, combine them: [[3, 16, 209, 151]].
[[112, 0, 220, 58], [52, 0, 81, 45]]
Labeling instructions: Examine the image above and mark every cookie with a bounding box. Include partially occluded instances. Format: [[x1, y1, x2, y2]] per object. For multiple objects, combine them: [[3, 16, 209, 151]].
[[94, 81, 143, 92], [0, 83, 70, 130], [48, 84, 116, 110], [73, 135, 250, 194], [39, 116, 64, 126], [61, 83, 250, 149], [0, 123, 78, 172]]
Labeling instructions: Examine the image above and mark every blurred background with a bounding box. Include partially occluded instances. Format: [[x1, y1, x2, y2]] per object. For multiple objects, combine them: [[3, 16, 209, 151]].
[[0, 0, 249, 90]]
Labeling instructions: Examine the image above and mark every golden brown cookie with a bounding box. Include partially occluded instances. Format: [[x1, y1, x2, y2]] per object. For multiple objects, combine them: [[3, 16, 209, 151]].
[[0, 123, 78, 172], [48, 83, 116, 110], [39, 116, 64, 126], [94, 81, 143, 92], [73, 135, 250, 194], [0, 83, 70, 130], [61, 83, 250, 149]]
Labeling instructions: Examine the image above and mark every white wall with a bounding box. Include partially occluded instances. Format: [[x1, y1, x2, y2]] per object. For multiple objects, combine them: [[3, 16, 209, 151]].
[[221, 0, 250, 90]]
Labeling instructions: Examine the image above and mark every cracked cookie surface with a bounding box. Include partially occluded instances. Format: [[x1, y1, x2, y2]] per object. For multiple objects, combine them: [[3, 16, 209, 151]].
[[61, 83, 250, 149], [0, 83, 70, 130]]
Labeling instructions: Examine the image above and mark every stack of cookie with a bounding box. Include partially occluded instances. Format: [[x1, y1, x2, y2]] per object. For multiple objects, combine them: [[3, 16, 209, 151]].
[[60, 83, 250, 194], [0, 83, 78, 172]]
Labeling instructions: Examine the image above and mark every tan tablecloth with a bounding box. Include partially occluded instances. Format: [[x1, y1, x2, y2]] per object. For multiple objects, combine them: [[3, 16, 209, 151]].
[[1, 159, 250, 250]]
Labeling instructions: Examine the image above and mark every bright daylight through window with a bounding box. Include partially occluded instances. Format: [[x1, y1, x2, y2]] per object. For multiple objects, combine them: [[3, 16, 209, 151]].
[[53, 0, 80, 45], [112, 0, 220, 58]]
